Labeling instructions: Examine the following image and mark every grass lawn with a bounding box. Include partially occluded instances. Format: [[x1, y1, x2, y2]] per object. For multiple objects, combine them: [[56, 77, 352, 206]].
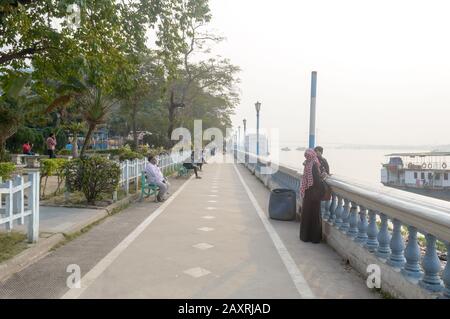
[[0, 232, 28, 263]]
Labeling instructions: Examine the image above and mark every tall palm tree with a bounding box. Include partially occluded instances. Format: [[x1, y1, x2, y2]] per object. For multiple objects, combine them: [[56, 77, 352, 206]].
[[47, 75, 117, 157], [77, 86, 116, 156]]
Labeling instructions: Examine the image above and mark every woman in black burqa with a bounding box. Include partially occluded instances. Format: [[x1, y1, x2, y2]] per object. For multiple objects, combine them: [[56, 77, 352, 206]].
[[299, 149, 325, 243]]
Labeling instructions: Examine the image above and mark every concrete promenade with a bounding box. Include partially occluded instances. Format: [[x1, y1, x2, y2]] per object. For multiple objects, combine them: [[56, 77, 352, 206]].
[[0, 160, 379, 299]]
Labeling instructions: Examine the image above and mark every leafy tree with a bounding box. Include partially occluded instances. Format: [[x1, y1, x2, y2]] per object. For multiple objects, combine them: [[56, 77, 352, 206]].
[[62, 122, 85, 158], [0, 72, 44, 160], [48, 73, 117, 157]]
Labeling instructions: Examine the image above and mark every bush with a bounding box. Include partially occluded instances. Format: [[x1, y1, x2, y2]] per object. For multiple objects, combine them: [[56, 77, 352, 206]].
[[85, 146, 143, 161], [147, 146, 167, 158], [86, 148, 120, 156], [57, 149, 72, 156], [118, 150, 143, 161], [0, 162, 16, 181], [6, 126, 44, 154], [40, 158, 68, 197], [65, 156, 120, 204], [137, 144, 150, 155]]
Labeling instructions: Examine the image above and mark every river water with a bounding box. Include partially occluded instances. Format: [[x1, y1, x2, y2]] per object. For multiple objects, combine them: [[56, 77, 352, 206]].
[[272, 146, 427, 185]]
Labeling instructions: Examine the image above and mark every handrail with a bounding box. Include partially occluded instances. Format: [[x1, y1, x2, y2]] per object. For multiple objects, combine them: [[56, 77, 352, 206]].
[[326, 175, 450, 242], [236, 149, 450, 297]]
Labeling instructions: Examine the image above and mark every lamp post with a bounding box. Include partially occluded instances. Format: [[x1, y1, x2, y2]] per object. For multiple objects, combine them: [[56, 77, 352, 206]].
[[233, 132, 237, 159], [309, 71, 318, 149], [243, 118, 247, 163], [238, 126, 241, 151], [255, 101, 261, 156]]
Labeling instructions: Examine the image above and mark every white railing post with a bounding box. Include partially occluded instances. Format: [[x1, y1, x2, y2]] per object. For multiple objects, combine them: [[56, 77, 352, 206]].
[[135, 159, 139, 193], [125, 160, 129, 195], [6, 179, 13, 230], [18, 175, 25, 225], [28, 171, 40, 243], [0, 176, 2, 209]]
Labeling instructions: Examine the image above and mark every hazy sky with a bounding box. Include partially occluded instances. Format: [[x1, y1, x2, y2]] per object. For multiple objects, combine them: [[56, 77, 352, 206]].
[[207, 0, 450, 146]]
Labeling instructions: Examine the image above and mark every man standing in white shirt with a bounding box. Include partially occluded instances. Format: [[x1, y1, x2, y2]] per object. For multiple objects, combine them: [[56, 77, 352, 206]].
[[145, 155, 170, 202]]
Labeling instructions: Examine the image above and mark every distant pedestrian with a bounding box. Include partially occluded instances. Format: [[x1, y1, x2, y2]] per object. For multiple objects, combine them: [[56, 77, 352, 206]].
[[22, 141, 34, 155], [46, 133, 57, 158], [65, 141, 73, 151], [314, 146, 330, 176], [299, 149, 325, 244]]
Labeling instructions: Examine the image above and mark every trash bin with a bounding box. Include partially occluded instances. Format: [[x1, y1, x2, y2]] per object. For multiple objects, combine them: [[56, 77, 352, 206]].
[[268, 188, 296, 221]]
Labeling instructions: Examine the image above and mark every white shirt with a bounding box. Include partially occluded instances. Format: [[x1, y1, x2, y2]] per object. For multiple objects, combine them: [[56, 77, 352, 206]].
[[145, 163, 164, 183]]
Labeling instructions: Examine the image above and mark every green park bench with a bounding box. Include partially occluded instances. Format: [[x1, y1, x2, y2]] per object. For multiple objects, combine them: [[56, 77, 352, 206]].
[[140, 171, 160, 202], [177, 164, 189, 177]]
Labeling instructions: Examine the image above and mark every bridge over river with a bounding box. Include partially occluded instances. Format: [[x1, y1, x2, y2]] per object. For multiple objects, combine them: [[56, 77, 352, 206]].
[[0, 153, 449, 299]]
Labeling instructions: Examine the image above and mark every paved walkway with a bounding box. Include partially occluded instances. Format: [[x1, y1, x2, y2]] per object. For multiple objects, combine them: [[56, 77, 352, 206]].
[[0, 160, 380, 299], [12, 206, 107, 236]]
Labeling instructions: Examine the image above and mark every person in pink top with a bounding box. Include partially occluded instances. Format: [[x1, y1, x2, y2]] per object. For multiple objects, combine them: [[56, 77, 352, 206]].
[[46, 133, 57, 158]]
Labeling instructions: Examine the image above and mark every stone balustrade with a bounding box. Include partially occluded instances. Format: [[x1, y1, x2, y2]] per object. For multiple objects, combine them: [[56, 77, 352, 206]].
[[235, 150, 450, 299]]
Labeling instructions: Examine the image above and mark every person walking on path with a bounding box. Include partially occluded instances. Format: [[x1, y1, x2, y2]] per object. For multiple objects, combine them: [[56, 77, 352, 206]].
[[46, 133, 57, 158], [145, 155, 170, 202], [299, 149, 325, 244]]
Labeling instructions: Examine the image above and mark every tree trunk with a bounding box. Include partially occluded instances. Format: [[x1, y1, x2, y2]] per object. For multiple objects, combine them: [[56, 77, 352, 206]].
[[132, 103, 138, 151], [167, 91, 176, 146], [80, 124, 96, 157], [0, 137, 6, 162], [72, 132, 79, 158]]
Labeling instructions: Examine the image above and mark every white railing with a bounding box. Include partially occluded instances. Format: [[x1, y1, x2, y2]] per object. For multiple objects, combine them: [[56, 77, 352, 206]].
[[235, 150, 450, 299], [0, 171, 40, 242], [117, 151, 192, 197]]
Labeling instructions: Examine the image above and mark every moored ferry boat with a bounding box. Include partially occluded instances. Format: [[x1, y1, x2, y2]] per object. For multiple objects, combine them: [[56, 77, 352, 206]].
[[381, 152, 450, 201]]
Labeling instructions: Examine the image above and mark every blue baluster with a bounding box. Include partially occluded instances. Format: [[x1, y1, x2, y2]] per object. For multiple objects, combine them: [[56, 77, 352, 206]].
[[387, 219, 406, 268], [442, 241, 450, 299], [365, 210, 379, 252], [328, 193, 337, 223], [339, 198, 350, 232], [333, 195, 343, 227], [401, 226, 423, 280], [320, 201, 326, 218], [347, 201, 359, 238], [376, 213, 391, 259], [355, 205, 368, 244], [419, 234, 444, 292], [322, 199, 331, 221]]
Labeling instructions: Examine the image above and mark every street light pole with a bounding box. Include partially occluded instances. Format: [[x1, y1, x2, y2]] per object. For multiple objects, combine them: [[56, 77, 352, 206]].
[[243, 118, 247, 163], [255, 101, 261, 156], [309, 71, 318, 149], [238, 126, 241, 151]]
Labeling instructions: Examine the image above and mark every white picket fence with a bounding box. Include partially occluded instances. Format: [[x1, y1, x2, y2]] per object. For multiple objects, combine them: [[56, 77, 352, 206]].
[[0, 171, 40, 243], [116, 151, 191, 198]]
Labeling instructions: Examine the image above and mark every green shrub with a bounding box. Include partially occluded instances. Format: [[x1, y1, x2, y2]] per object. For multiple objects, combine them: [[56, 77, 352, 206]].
[[118, 150, 143, 161], [0, 162, 16, 181], [147, 146, 167, 158], [65, 156, 120, 204], [138, 144, 150, 155], [64, 159, 83, 193], [57, 149, 72, 156], [40, 158, 68, 197]]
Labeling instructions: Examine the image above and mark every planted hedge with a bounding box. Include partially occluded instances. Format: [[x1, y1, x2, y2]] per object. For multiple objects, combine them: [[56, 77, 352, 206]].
[[40, 158, 68, 197], [65, 156, 120, 204], [0, 162, 16, 182]]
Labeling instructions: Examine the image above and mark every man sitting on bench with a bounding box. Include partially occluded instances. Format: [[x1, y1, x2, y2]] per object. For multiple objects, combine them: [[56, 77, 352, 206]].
[[145, 155, 170, 202], [183, 150, 201, 179]]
